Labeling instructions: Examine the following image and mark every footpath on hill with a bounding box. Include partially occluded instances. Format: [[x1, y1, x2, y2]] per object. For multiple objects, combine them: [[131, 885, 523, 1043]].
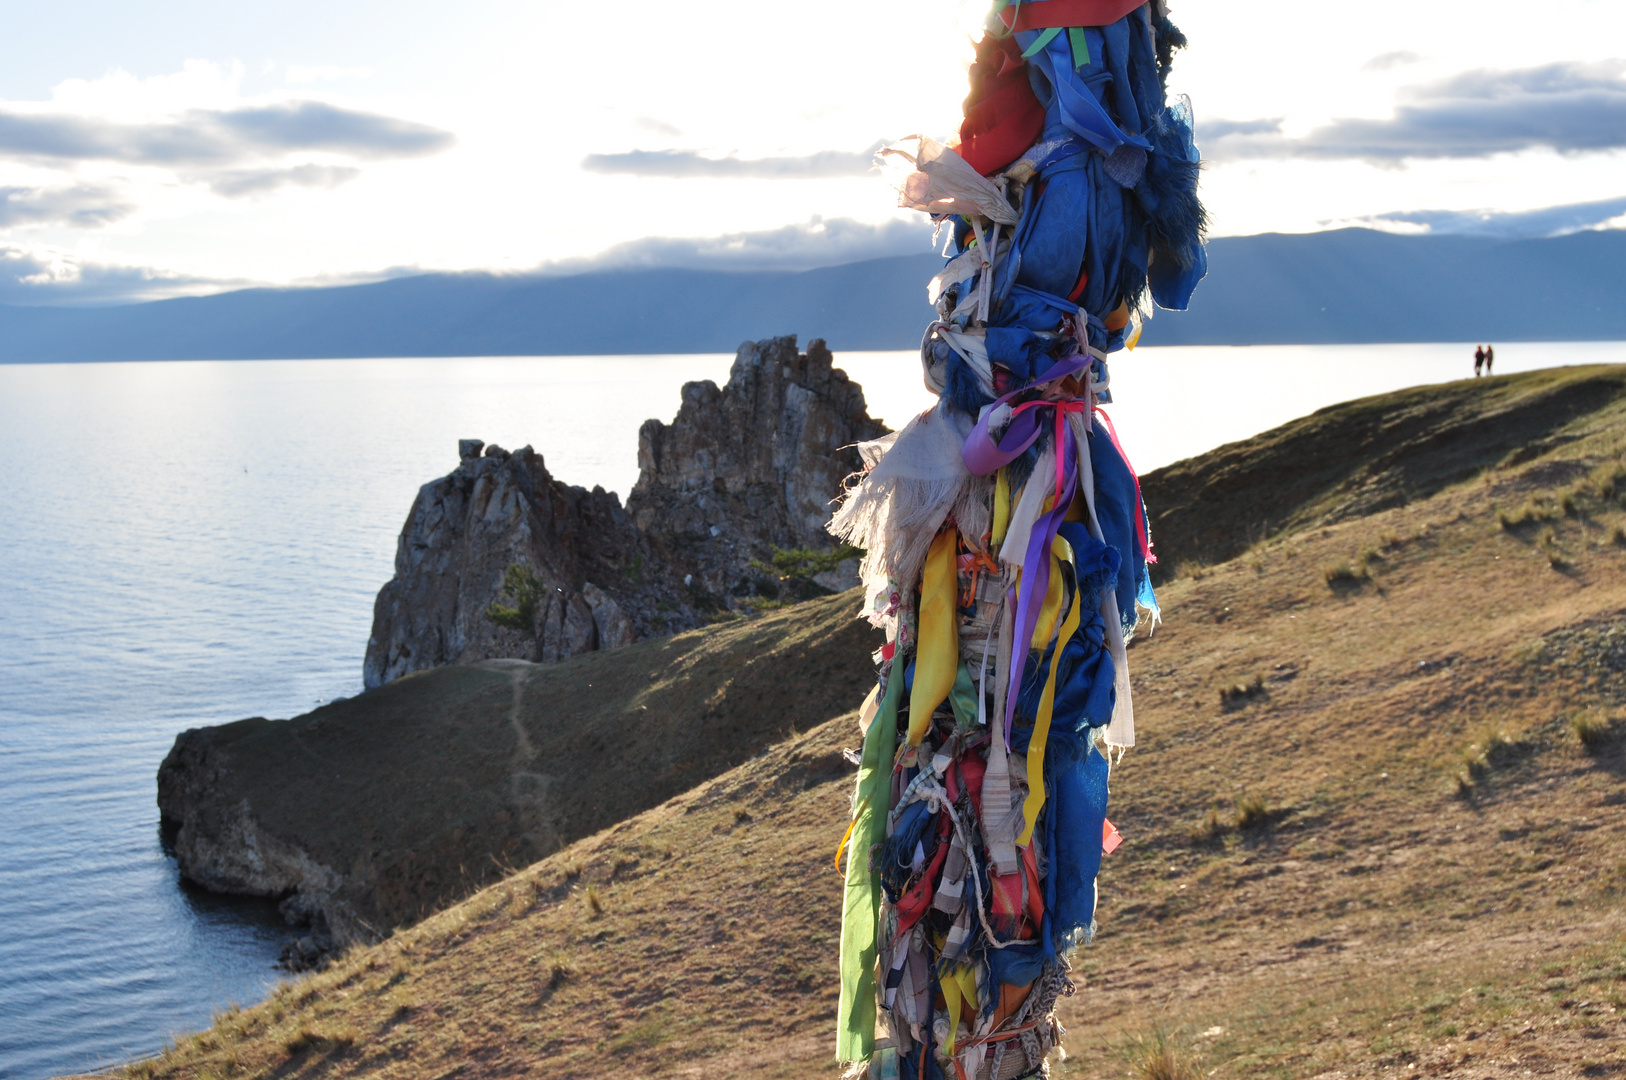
[[120, 366, 1626, 1080]]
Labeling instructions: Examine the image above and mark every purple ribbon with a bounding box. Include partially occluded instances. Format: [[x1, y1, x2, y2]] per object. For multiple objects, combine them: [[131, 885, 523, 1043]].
[[959, 350, 1092, 749], [961, 351, 1090, 477], [998, 441, 1077, 747]]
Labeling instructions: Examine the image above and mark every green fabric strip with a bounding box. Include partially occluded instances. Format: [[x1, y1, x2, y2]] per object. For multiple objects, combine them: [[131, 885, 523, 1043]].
[[949, 660, 979, 731], [1020, 25, 1063, 58], [836, 671, 903, 1063], [1068, 25, 1091, 68]]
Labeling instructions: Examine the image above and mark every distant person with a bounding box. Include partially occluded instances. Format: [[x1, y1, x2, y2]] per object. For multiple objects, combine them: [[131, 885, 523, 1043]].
[[1484, 344, 1494, 375], [1474, 344, 1485, 377]]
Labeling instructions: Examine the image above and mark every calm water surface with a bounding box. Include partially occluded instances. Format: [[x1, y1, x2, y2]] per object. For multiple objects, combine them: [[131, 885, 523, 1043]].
[[0, 342, 1618, 1078]]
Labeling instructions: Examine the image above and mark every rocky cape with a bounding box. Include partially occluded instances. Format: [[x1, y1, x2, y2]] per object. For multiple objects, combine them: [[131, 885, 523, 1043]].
[[362, 335, 884, 688], [159, 593, 881, 963]]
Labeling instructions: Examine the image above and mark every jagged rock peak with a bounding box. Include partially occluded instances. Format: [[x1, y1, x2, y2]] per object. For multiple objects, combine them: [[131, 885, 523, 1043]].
[[362, 443, 694, 690], [629, 335, 887, 600], [363, 336, 888, 688]]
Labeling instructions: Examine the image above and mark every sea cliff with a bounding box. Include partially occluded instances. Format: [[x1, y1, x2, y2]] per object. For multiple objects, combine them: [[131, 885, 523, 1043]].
[[362, 335, 884, 688]]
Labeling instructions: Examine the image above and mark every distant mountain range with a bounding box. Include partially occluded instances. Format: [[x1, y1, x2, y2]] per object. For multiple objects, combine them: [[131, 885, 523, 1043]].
[[2, 227, 1622, 362]]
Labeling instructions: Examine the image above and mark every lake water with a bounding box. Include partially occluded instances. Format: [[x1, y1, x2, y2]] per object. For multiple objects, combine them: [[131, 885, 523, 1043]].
[[0, 341, 1619, 1078]]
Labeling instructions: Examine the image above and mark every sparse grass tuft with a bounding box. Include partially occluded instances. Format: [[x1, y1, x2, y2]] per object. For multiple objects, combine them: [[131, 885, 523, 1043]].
[[1570, 709, 1613, 751], [1592, 460, 1626, 499], [608, 1014, 675, 1055], [1118, 1025, 1202, 1080], [1323, 560, 1369, 588], [583, 883, 604, 917], [282, 1023, 356, 1056], [1191, 807, 1230, 845], [1498, 498, 1557, 530], [507, 878, 536, 917], [1455, 725, 1534, 790], [1234, 792, 1271, 831], [545, 951, 575, 991], [1218, 673, 1265, 708], [1538, 526, 1569, 569]]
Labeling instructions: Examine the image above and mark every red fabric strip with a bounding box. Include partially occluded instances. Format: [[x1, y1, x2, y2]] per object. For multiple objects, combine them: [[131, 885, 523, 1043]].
[[1000, 0, 1144, 31]]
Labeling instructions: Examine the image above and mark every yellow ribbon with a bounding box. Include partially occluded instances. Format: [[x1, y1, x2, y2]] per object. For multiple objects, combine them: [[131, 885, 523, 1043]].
[[939, 963, 979, 1053], [992, 467, 1011, 550], [1028, 532, 1069, 651], [907, 530, 959, 746], [1017, 540, 1083, 847]]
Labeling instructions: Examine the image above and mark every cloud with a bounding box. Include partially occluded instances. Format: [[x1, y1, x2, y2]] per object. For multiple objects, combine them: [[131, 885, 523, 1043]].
[[580, 143, 883, 179], [1356, 195, 1626, 239], [206, 163, 362, 198], [632, 116, 683, 137], [540, 215, 936, 273], [1363, 51, 1421, 72], [1204, 60, 1626, 161], [1201, 118, 1283, 140], [0, 101, 454, 166], [284, 65, 374, 84], [0, 184, 134, 228], [0, 243, 238, 305]]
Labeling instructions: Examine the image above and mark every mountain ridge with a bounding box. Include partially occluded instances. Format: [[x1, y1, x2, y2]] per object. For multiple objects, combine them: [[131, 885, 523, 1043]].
[[6, 228, 1625, 362]]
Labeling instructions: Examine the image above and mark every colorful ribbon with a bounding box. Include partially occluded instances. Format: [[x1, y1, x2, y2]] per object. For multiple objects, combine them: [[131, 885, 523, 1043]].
[[998, 0, 1146, 32]]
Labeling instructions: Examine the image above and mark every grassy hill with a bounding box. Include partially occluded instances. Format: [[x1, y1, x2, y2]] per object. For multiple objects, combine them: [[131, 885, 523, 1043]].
[[158, 593, 880, 942], [109, 366, 1626, 1080]]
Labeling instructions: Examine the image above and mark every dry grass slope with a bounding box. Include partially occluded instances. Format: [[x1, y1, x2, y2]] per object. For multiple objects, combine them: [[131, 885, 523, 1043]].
[[162, 591, 879, 934], [115, 366, 1626, 1080]]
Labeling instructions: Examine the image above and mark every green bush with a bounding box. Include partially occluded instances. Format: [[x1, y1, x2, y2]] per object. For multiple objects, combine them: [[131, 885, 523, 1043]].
[[485, 563, 546, 631], [752, 543, 863, 582]]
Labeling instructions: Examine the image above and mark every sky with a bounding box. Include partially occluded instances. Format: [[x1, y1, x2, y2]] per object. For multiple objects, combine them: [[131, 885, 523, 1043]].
[[1, 0, 1623, 304]]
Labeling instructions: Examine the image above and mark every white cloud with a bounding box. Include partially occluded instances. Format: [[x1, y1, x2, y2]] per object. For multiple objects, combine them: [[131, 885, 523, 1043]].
[[1353, 195, 1626, 238], [284, 64, 374, 84], [1204, 61, 1626, 162], [580, 144, 883, 180], [0, 184, 133, 228], [205, 164, 362, 198], [543, 216, 934, 273], [0, 241, 236, 304]]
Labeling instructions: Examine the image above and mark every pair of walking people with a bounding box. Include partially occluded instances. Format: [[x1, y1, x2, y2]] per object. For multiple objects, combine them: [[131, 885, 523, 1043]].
[[1474, 344, 1495, 377]]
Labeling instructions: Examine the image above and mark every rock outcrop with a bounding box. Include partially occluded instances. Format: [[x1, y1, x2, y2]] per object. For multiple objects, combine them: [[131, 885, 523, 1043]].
[[630, 336, 887, 600], [364, 335, 886, 688], [363, 441, 691, 688]]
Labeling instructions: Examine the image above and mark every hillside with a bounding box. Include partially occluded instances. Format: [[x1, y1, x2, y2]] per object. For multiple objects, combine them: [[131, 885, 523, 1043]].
[[158, 593, 880, 949], [109, 366, 1626, 1080], [7, 229, 1626, 361], [1141, 364, 1626, 575]]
